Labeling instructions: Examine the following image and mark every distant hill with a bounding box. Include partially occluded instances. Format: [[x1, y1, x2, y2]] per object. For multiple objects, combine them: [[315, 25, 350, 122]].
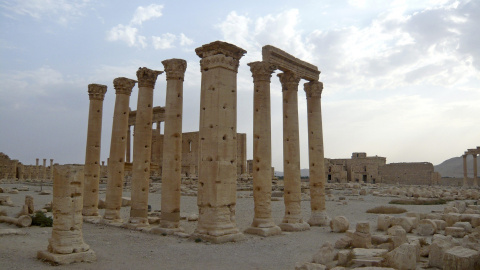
[[434, 155, 476, 178]]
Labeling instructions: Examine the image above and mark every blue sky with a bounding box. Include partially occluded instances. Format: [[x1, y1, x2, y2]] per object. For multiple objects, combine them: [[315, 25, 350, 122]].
[[0, 0, 479, 170]]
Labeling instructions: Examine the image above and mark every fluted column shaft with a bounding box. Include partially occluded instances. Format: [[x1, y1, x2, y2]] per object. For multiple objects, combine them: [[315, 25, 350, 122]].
[[126, 125, 131, 163], [129, 68, 162, 226], [194, 41, 246, 243], [305, 81, 328, 226], [104, 77, 136, 222], [159, 59, 187, 230], [463, 154, 468, 187], [278, 71, 309, 231], [83, 84, 107, 217], [245, 61, 281, 236]]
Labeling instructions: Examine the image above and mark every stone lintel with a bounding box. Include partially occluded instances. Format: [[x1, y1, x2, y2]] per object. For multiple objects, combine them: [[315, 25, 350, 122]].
[[195, 41, 246, 60], [128, 106, 165, 126], [262, 45, 320, 81]]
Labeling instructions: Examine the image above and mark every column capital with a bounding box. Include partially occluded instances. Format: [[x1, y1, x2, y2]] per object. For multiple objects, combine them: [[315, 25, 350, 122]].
[[196, 41, 246, 73], [162, 58, 187, 81], [113, 77, 137, 96], [136, 67, 163, 88], [248, 61, 277, 82], [88, 84, 107, 100], [304, 81, 324, 98], [278, 71, 300, 92]]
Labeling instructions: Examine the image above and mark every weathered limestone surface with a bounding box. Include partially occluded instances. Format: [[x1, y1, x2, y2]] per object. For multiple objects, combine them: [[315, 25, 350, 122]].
[[305, 81, 328, 226], [278, 71, 310, 232], [83, 84, 107, 217], [443, 246, 479, 270], [330, 216, 350, 233], [103, 77, 136, 223], [129, 68, 162, 227], [157, 59, 187, 233], [193, 41, 246, 243], [244, 61, 281, 237], [38, 165, 96, 265]]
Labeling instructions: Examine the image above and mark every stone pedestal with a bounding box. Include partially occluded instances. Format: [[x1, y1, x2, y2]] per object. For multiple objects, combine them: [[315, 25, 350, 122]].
[[37, 165, 96, 265], [278, 71, 309, 232], [305, 81, 329, 226], [83, 84, 107, 218], [244, 61, 281, 237], [156, 59, 187, 234], [128, 68, 162, 227], [193, 41, 246, 243], [103, 77, 136, 223]]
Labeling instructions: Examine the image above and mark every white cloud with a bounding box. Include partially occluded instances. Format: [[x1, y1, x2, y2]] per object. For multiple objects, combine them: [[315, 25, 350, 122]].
[[0, 0, 90, 24], [130, 4, 163, 25], [152, 33, 176, 49], [106, 24, 145, 48], [179, 33, 193, 46]]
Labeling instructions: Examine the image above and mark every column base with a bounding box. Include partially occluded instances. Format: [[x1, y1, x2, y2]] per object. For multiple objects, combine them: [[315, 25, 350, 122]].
[[100, 218, 124, 227], [151, 226, 184, 235], [83, 216, 102, 224], [190, 232, 245, 244], [244, 225, 282, 237], [123, 217, 150, 230], [278, 222, 310, 232], [37, 249, 96, 265], [308, 211, 330, 226]]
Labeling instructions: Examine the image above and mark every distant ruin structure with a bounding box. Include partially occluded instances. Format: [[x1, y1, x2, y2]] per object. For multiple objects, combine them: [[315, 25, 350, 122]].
[[463, 146, 479, 187]]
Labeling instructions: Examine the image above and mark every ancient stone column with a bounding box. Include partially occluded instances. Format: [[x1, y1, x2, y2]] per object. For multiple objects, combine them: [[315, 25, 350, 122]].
[[37, 165, 96, 265], [103, 77, 137, 223], [36, 158, 39, 181], [82, 84, 107, 218], [18, 164, 24, 181], [245, 61, 281, 237], [473, 154, 478, 187], [278, 71, 310, 231], [304, 81, 329, 226], [154, 59, 187, 233], [463, 154, 468, 187], [126, 125, 131, 163], [42, 159, 47, 180], [193, 41, 246, 243], [50, 159, 54, 180], [128, 67, 162, 227]]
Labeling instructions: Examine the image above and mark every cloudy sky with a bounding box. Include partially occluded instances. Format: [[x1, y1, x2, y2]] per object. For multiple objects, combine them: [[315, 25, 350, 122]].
[[0, 0, 478, 170]]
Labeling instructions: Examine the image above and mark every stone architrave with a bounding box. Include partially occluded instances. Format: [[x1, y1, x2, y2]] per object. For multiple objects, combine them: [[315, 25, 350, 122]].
[[103, 77, 137, 223], [244, 61, 281, 237], [305, 81, 329, 226], [463, 154, 468, 187], [82, 84, 107, 218], [128, 67, 162, 227], [42, 159, 47, 180], [193, 41, 246, 243], [37, 165, 96, 265], [50, 159, 54, 180], [473, 154, 478, 187], [155, 59, 187, 233], [278, 71, 310, 232]]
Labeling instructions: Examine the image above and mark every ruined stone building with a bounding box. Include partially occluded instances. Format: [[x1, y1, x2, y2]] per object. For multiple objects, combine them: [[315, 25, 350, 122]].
[[325, 152, 440, 185]]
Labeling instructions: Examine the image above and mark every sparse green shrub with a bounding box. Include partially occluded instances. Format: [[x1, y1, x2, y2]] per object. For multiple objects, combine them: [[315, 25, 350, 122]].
[[389, 198, 448, 205], [31, 211, 53, 227], [194, 238, 202, 243]]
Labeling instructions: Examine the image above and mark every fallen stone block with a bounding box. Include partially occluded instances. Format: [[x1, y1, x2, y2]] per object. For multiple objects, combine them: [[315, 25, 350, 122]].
[[0, 195, 14, 206], [417, 219, 437, 236], [377, 215, 392, 231], [335, 235, 352, 249], [385, 243, 417, 270], [453, 221, 472, 233], [429, 234, 458, 268], [443, 246, 480, 270], [295, 262, 327, 270], [445, 227, 466, 238], [387, 225, 407, 248], [0, 215, 32, 227], [431, 219, 446, 230], [330, 216, 349, 233], [312, 242, 338, 268]]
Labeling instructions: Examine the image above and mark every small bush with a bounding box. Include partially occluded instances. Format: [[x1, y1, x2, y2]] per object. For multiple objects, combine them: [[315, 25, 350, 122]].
[[194, 238, 202, 243], [31, 211, 53, 227], [366, 205, 407, 214], [389, 198, 448, 205]]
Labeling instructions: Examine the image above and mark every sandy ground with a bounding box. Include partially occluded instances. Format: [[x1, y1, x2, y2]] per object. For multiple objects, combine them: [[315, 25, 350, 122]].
[[0, 182, 447, 270]]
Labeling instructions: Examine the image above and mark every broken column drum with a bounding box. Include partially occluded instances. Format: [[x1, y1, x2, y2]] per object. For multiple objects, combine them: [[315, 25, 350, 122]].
[[193, 41, 246, 243], [128, 67, 162, 226], [103, 77, 137, 222], [37, 165, 96, 264], [83, 84, 107, 217], [278, 71, 310, 231], [159, 59, 187, 231], [245, 61, 281, 237], [305, 81, 328, 226]]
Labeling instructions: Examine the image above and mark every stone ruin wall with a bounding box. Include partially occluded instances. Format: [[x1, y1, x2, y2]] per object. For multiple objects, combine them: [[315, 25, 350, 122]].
[[378, 162, 437, 185]]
